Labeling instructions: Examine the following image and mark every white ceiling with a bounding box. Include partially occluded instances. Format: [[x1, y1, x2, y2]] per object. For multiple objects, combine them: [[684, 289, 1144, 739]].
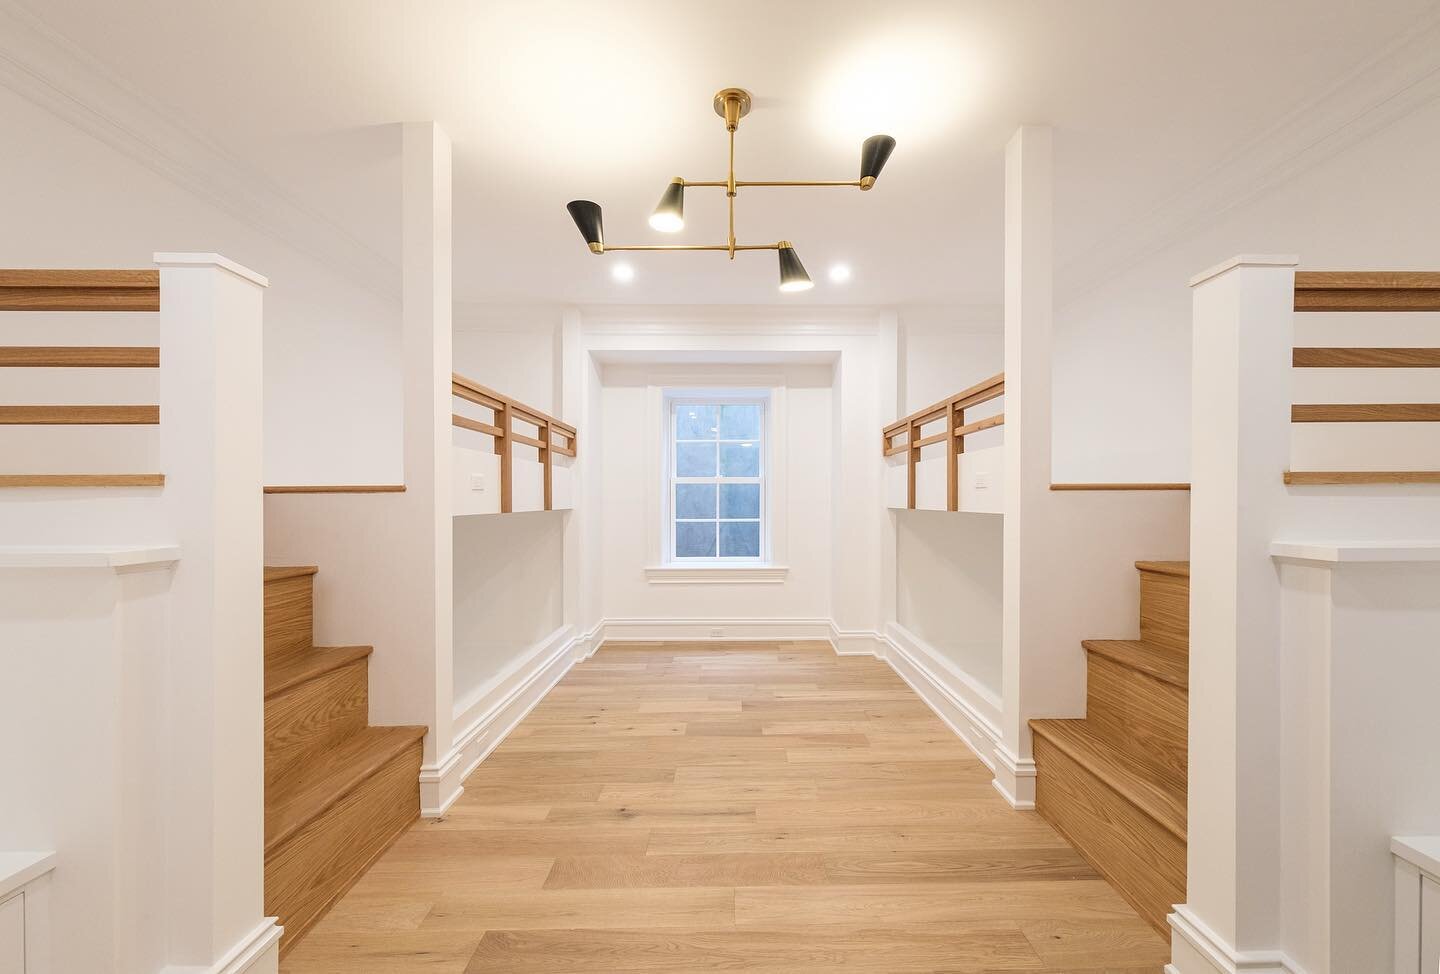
[[14, 0, 1439, 306]]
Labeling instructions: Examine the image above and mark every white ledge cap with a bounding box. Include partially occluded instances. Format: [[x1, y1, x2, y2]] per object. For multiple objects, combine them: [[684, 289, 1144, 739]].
[[0, 544, 180, 569], [153, 252, 269, 288], [0, 851, 56, 900], [1189, 254, 1298, 288], [1270, 540, 1440, 564], [1392, 836, 1440, 877]]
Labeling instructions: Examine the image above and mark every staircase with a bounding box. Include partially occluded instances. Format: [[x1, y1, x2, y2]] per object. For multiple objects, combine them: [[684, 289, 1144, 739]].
[[263, 566, 426, 953], [1030, 560, 1189, 936]]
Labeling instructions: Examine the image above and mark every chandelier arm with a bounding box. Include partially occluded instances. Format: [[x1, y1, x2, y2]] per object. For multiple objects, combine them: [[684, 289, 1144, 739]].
[[678, 179, 865, 188], [598, 242, 783, 253]]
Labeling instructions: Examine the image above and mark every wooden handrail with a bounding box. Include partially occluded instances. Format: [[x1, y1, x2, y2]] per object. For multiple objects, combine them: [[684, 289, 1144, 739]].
[[1292, 403, 1440, 423], [882, 373, 1005, 511], [450, 371, 578, 514], [1285, 471, 1440, 485], [1294, 271, 1440, 312], [0, 346, 159, 367], [0, 269, 160, 311], [263, 485, 406, 494], [0, 474, 164, 488], [1293, 348, 1440, 368], [0, 405, 158, 425], [1051, 483, 1191, 491]]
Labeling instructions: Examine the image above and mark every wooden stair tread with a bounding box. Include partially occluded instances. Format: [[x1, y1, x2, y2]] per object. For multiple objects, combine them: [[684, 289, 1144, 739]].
[[265, 645, 372, 699], [265, 724, 426, 856], [1134, 560, 1189, 577], [1030, 718, 1186, 842], [265, 565, 318, 583], [1082, 639, 1188, 690]]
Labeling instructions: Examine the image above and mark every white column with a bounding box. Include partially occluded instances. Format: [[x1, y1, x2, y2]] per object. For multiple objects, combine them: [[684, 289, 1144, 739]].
[[559, 308, 589, 647], [402, 122, 458, 817], [997, 125, 1059, 808], [1170, 255, 1296, 972], [877, 310, 901, 643], [154, 253, 280, 971]]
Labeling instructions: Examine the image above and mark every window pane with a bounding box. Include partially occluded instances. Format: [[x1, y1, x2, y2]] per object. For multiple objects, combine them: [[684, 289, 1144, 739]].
[[675, 484, 717, 519], [675, 404, 718, 440], [675, 521, 717, 557], [719, 520, 760, 557], [719, 483, 760, 518], [719, 441, 760, 477], [719, 403, 761, 439], [676, 441, 717, 477]]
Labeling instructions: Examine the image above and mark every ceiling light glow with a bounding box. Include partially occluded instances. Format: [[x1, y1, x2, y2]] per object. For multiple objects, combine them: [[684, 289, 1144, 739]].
[[611, 263, 635, 283], [829, 264, 852, 283]]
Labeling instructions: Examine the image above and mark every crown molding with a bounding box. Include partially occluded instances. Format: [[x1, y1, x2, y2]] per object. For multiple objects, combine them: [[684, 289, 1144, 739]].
[[0, 0, 399, 300], [1058, 8, 1440, 304]]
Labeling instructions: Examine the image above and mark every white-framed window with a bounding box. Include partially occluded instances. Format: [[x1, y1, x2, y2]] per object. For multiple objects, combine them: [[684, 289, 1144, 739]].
[[665, 393, 767, 562]]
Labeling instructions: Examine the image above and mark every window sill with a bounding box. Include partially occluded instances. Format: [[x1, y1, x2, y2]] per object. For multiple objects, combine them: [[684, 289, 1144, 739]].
[[644, 564, 789, 584]]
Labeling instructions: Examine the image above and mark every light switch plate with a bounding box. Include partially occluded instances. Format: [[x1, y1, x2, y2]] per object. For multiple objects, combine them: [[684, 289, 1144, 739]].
[[470, 474, 485, 491]]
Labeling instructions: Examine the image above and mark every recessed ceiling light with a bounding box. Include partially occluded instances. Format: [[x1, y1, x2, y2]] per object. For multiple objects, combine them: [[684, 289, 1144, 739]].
[[611, 263, 635, 283], [829, 264, 852, 283]]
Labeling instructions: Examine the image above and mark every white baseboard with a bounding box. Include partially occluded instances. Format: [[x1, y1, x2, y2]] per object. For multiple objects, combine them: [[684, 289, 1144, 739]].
[[160, 917, 282, 974], [1166, 904, 1307, 974], [421, 622, 601, 818], [601, 617, 833, 642]]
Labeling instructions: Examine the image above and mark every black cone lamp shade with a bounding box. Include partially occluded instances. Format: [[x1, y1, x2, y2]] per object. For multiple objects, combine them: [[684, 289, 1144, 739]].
[[860, 135, 897, 182], [649, 179, 686, 232], [567, 200, 604, 251], [777, 245, 813, 292]]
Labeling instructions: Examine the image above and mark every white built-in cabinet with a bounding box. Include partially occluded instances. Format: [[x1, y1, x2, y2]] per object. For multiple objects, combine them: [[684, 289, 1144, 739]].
[[1394, 837, 1440, 974], [0, 854, 53, 974]]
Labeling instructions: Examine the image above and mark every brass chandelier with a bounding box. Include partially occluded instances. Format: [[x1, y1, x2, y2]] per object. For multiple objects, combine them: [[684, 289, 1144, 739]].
[[566, 87, 896, 292]]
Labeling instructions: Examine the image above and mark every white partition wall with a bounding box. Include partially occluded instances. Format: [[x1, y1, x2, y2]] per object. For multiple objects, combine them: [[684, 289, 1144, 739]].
[[0, 255, 277, 974], [1174, 256, 1440, 974]]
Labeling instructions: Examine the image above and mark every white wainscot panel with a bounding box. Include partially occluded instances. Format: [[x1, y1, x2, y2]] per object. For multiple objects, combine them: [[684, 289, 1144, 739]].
[[959, 444, 1004, 514], [452, 445, 501, 516], [885, 457, 907, 510]]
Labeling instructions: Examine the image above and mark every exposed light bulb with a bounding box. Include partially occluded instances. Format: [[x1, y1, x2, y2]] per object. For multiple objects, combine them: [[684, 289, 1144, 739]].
[[611, 263, 635, 283], [648, 211, 684, 233], [779, 279, 815, 293]]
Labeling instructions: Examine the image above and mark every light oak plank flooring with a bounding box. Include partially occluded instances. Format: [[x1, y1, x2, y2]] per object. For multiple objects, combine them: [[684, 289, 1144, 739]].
[[282, 641, 1169, 973]]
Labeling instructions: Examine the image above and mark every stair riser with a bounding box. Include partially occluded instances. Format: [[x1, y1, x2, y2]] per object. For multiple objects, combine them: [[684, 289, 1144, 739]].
[[264, 574, 314, 662], [1138, 570, 1189, 654], [1033, 733, 1184, 937], [1084, 654, 1187, 793], [266, 739, 422, 954], [265, 660, 370, 792]]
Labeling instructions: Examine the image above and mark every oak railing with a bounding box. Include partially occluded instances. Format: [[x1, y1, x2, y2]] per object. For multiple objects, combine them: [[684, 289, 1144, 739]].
[[883, 373, 1004, 511], [0, 269, 164, 487], [451, 372, 577, 513], [1288, 271, 1440, 485]]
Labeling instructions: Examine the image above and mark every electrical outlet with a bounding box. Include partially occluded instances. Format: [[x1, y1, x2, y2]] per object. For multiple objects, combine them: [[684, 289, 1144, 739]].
[[709, 628, 724, 638], [470, 473, 485, 491]]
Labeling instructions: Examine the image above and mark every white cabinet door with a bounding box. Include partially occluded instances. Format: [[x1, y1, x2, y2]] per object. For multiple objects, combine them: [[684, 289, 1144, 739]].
[[1423, 876, 1440, 974], [0, 892, 23, 974]]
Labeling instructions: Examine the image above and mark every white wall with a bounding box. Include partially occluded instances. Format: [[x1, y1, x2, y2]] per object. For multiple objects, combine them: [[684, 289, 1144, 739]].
[[1054, 95, 1440, 481], [0, 84, 401, 485], [452, 511, 564, 711], [597, 361, 833, 625]]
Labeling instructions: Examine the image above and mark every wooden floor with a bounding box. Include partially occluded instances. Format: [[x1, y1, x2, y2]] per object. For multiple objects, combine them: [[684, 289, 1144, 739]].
[[281, 642, 1170, 973]]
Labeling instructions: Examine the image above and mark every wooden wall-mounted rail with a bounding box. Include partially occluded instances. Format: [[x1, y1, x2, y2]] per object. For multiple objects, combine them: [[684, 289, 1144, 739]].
[[0, 269, 160, 311], [0, 268, 165, 487], [1293, 271, 1440, 312], [883, 373, 1004, 511], [451, 372, 577, 514], [1289, 269, 1440, 486]]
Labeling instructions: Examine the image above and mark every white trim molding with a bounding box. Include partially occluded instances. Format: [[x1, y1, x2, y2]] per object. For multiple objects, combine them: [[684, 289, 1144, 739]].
[[1270, 540, 1440, 565], [603, 617, 833, 643], [158, 917, 282, 974], [643, 564, 789, 584], [1166, 905, 1307, 974], [0, 544, 180, 570], [420, 623, 601, 817]]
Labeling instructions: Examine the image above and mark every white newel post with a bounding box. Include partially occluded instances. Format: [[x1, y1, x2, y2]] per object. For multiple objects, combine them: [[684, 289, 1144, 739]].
[[403, 122, 459, 817], [997, 124, 1058, 809], [1170, 255, 1297, 973], [154, 254, 280, 971]]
